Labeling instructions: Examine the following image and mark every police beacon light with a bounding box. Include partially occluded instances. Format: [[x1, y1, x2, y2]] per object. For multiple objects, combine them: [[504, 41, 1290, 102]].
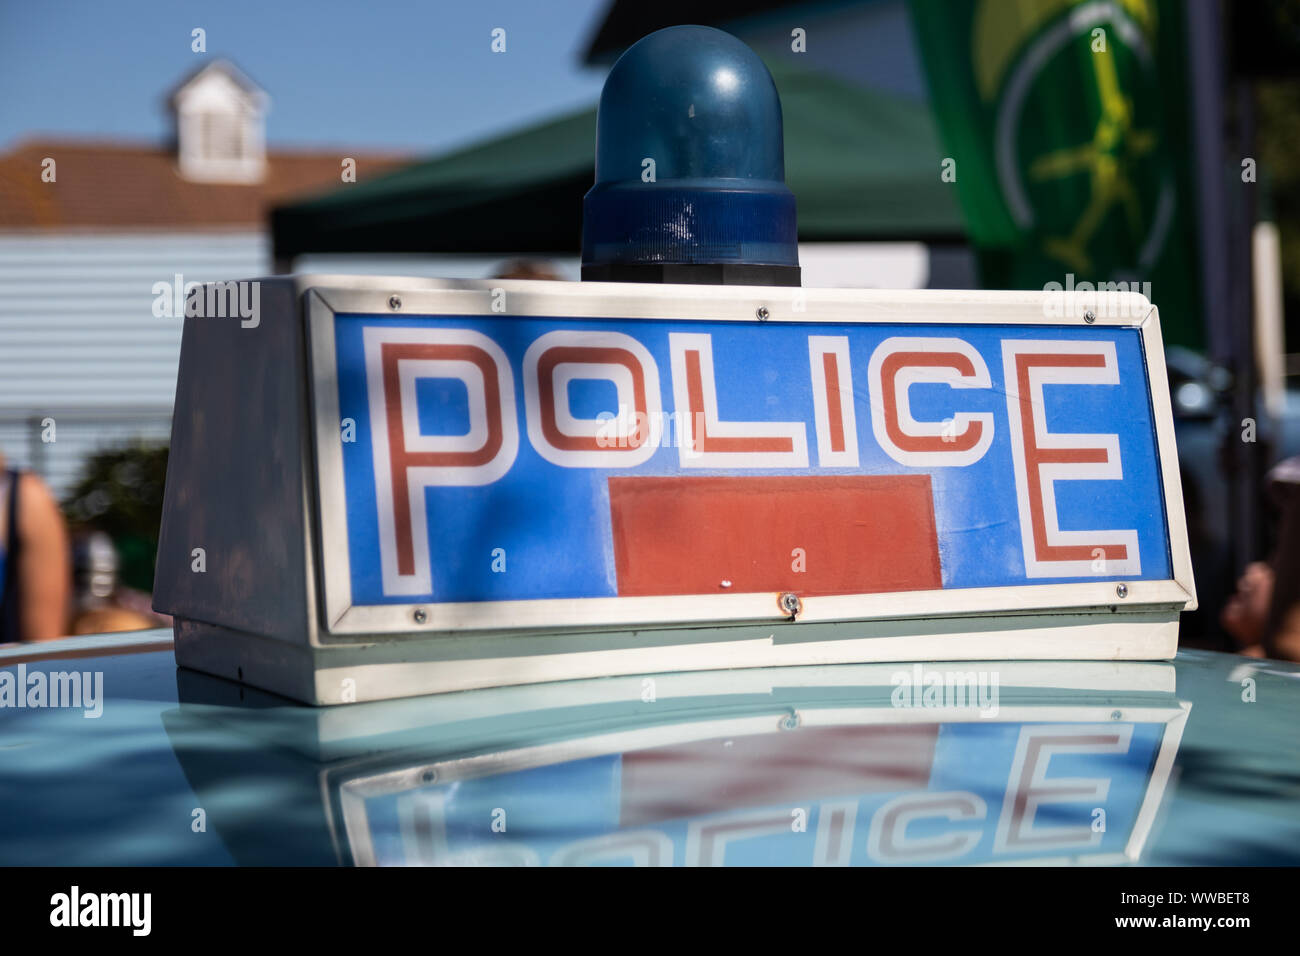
[[581, 25, 800, 287], [154, 28, 1195, 705]]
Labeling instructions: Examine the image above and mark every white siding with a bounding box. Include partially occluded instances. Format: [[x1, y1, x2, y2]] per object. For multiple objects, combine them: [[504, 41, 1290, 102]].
[[0, 231, 269, 495], [292, 251, 582, 280], [291, 243, 946, 287]]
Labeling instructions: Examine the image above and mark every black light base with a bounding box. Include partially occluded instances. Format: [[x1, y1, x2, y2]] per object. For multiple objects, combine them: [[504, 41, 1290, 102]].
[[582, 263, 801, 287]]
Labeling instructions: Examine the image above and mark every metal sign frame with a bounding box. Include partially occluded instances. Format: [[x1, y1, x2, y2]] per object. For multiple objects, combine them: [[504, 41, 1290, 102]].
[[305, 280, 1195, 639]]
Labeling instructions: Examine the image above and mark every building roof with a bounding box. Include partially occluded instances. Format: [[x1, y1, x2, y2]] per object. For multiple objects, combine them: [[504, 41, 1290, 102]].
[[581, 0, 799, 64], [0, 139, 411, 230]]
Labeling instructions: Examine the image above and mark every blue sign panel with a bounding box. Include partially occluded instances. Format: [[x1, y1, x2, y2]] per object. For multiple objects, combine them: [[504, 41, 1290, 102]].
[[332, 314, 1171, 606]]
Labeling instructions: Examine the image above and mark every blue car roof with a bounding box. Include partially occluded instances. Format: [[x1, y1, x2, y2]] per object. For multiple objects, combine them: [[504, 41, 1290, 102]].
[[1, 630, 1297, 866]]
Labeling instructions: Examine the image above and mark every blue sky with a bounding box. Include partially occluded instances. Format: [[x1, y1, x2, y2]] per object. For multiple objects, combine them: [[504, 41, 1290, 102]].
[[0, 0, 611, 157]]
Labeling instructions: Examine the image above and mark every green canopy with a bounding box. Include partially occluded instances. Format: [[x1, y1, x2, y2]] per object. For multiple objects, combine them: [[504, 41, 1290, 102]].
[[271, 63, 966, 259]]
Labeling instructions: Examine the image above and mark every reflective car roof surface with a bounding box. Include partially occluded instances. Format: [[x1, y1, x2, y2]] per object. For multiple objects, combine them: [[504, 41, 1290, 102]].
[[1, 630, 1297, 866]]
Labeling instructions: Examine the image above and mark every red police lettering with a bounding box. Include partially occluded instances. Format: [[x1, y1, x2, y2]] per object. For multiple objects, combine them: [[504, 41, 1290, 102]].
[[1001, 341, 1140, 578], [808, 335, 860, 467], [669, 332, 809, 468], [867, 336, 994, 467], [363, 327, 518, 596], [524, 330, 662, 467]]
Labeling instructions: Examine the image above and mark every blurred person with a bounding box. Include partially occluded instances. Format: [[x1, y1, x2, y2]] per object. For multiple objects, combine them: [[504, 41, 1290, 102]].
[[494, 259, 562, 280], [68, 529, 161, 635], [1222, 457, 1300, 661], [0, 456, 71, 642], [1221, 561, 1274, 657]]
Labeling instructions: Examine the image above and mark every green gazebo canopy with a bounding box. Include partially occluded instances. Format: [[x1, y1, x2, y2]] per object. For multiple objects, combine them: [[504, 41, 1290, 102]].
[[271, 63, 965, 259]]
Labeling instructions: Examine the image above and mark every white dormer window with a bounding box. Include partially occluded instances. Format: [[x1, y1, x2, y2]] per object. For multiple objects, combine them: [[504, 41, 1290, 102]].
[[170, 61, 268, 183]]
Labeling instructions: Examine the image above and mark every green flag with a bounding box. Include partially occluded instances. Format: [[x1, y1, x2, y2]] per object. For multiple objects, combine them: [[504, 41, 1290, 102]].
[[909, 0, 1203, 348]]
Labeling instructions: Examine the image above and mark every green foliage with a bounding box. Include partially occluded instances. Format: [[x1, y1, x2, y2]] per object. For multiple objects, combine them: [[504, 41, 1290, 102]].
[[62, 443, 168, 593]]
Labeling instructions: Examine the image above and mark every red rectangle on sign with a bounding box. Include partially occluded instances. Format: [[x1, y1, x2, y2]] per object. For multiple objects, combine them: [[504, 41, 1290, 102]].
[[608, 475, 942, 597]]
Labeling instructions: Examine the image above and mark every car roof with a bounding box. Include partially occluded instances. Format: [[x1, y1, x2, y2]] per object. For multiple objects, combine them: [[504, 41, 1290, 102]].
[[1, 630, 1297, 866]]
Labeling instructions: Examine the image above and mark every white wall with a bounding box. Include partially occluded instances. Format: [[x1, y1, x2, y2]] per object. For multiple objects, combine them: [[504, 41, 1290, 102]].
[[0, 231, 268, 495], [292, 242, 940, 288]]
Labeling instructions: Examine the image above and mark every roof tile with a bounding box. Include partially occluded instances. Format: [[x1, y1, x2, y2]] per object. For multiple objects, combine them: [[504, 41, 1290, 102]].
[[0, 140, 410, 229]]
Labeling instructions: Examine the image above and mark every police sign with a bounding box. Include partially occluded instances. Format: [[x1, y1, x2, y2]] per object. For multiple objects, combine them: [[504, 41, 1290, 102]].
[[155, 276, 1195, 704]]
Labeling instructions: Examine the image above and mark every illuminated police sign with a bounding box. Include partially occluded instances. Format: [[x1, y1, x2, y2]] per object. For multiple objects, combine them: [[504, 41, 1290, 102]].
[[155, 276, 1196, 704]]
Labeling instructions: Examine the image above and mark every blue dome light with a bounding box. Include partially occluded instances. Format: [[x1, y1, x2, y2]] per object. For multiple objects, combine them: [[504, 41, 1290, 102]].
[[581, 25, 800, 286]]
